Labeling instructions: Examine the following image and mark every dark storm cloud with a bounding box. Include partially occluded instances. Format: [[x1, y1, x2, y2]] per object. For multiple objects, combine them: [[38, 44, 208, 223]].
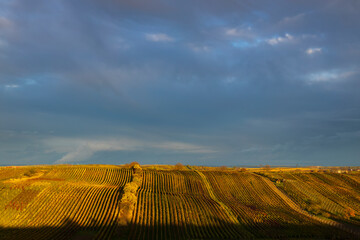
[[1, 0, 359, 166]]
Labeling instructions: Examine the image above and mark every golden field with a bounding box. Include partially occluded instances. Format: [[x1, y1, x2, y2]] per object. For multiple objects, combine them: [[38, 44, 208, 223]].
[[0, 164, 359, 239]]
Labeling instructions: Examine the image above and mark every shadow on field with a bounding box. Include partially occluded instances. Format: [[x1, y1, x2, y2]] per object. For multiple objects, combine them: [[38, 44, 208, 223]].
[[0, 217, 357, 240]]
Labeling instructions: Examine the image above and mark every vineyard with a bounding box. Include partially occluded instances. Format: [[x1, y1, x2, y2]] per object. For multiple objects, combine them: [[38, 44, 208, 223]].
[[0, 165, 359, 239], [0, 165, 132, 239], [264, 171, 360, 226]]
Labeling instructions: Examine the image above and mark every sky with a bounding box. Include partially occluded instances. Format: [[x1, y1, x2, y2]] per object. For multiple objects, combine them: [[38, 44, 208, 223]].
[[1, 0, 360, 166]]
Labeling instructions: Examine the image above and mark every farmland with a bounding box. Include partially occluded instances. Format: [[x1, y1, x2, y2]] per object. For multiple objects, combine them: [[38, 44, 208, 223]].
[[0, 164, 359, 239]]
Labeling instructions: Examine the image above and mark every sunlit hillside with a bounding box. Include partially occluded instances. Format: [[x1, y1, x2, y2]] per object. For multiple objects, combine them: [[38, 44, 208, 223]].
[[1, 164, 359, 239]]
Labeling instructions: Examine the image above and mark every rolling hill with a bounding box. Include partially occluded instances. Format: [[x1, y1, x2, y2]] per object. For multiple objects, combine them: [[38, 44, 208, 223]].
[[0, 164, 359, 239]]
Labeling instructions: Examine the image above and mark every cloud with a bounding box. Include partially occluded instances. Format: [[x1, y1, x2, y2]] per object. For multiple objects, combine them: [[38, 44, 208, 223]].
[[1, 0, 360, 166], [306, 47, 322, 55], [305, 68, 357, 84], [224, 25, 260, 49], [188, 43, 210, 52], [4, 84, 19, 89], [145, 33, 174, 42], [279, 13, 307, 26], [46, 137, 215, 164], [240, 144, 289, 154], [225, 26, 253, 39], [266, 33, 294, 45], [52, 139, 138, 164], [153, 142, 216, 153], [229, 32, 299, 49], [230, 32, 300, 49], [225, 28, 241, 36]]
